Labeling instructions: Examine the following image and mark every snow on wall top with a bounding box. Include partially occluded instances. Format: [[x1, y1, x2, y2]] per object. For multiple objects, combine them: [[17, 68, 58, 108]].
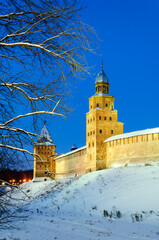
[[104, 127, 159, 143], [55, 146, 86, 160]]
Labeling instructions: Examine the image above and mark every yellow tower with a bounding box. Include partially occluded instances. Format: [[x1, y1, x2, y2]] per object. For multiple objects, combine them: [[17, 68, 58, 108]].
[[33, 122, 56, 180], [86, 63, 124, 172]]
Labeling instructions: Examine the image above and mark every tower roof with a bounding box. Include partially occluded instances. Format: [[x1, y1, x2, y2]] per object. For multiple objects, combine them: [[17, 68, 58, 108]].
[[71, 144, 77, 151], [95, 62, 109, 84], [37, 122, 55, 145]]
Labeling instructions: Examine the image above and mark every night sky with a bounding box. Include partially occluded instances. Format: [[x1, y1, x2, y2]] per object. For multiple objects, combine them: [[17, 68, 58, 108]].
[[40, 0, 159, 155]]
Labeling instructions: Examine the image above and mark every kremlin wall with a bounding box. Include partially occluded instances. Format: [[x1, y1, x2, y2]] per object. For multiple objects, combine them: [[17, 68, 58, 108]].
[[33, 64, 159, 181]]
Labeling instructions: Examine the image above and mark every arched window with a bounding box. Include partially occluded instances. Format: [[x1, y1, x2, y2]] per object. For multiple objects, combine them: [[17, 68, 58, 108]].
[[106, 103, 108, 107], [100, 129, 102, 134], [99, 116, 101, 120], [97, 103, 99, 107], [111, 130, 114, 134], [104, 116, 106, 120], [110, 117, 112, 121]]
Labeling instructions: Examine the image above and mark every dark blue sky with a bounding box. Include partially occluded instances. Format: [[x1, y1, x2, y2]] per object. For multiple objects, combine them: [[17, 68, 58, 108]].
[[44, 0, 159, 154]]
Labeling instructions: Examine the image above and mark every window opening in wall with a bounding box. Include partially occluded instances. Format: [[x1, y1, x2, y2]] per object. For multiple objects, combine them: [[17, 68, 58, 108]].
[[88, 143, 90, 148], [100, 129, 102, 134], [93, 117, 95, 121], [96, 87, 98, 92], [111, 130, 114, 134], [106, 103, 108, 107], [90, 131, 92, 135], [92, 142, 94, 147], [91, 105, 92, 108], [97, 103, 99, 107], [88, 132, 89, 136], [104, 116, 106, 120], [98, 86, 101, 91], [110, 117, 112, 121], [99, 116, 101, 120], [93, 130, 95, 134], [103, 86, 106, 93], [88, 119, 89, 123], [90, 118, 92, 122]]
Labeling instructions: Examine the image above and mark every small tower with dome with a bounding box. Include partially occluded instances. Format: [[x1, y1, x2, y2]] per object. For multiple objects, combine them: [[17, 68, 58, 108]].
[[86, 63, 124, 172], [33, 121, 56, 180]]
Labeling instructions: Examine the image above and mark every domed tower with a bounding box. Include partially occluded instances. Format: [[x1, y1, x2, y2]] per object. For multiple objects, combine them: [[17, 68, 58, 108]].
[[95, 62, 109, 94], [86, 63, 124, 172], [33, 122, 56, 180]]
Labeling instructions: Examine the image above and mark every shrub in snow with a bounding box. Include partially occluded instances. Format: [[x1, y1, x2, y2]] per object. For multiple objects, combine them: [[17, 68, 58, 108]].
[[92, 205, 97, 210], [131, 213, 143, 222], [103, 210, 109, 217], [103, 209, 121, 219]]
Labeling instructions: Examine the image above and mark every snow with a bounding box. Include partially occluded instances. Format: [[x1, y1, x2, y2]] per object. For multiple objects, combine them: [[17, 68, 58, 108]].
[[55, 146, 86, 159], [105, 127, 159, 142], [1, 164, 159, 239]]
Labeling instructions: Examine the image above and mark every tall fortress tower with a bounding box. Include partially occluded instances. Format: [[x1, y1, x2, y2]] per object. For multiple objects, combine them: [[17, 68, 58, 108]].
[[86, 63, 123, 172], [34, 63, 159, 182]]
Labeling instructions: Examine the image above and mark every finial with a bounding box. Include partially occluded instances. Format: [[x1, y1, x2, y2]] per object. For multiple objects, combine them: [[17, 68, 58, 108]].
[[44, 120, 47, 125], [101, 61, 103, 71]]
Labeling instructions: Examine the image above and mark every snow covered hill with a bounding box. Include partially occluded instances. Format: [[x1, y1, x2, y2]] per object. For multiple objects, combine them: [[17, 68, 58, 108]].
[[1, 164, 159, 240]]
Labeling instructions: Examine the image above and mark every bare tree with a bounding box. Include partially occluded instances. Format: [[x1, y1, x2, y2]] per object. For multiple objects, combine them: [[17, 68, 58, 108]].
[[0, 0, 97, 225], [0, 0, 96, 169]]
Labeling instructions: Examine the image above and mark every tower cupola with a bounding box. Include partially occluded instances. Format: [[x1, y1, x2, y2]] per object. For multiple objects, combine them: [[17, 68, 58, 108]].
[[95, 62, 109, 95]]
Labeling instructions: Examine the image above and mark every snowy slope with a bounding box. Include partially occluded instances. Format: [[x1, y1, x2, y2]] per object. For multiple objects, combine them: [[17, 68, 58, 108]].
[[1, 164, 159, 240]]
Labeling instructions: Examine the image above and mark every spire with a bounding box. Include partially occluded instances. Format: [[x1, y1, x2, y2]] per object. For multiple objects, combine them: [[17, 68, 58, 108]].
[[37, 122, 55, 145], [101, 61, 103, 71]]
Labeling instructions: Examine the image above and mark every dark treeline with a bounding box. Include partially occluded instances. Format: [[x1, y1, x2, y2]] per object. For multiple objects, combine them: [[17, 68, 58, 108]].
[[0, 169, 33, 183]]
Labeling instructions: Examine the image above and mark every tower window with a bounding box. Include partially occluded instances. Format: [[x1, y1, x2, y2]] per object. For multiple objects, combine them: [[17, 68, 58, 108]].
[[103, 86, 106, 93], [96, 87, 98, 92], [104, 116, 106, 120], [100, 129, 102, 134], [111, 130, 114, 134], [99, 116, 101, 120], [106, 103, 108, 107], [110, 117, 112, 121], [97, 103, 99, 107]]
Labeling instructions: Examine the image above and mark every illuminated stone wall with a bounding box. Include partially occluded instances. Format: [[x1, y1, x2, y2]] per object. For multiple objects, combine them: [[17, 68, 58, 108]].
[[104, 131, 159, 168], [54, 147, 87, 180]]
